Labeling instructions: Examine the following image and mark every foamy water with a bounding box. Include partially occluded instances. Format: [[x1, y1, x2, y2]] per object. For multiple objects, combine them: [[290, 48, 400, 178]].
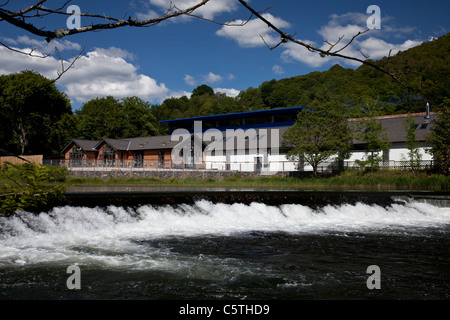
[[1, 200, 449, 269]]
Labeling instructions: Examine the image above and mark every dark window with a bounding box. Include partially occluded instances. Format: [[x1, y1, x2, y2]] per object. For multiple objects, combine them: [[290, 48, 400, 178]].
[[69, 146, 84, 160], [158, 150, 165, 167], [69, 146, 84, 166], [102, 145, 116, 166], [133, 151, 144, 167]]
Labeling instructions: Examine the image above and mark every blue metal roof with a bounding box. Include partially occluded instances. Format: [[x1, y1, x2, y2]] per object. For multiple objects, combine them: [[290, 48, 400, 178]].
[[159, 106, 310, 124]]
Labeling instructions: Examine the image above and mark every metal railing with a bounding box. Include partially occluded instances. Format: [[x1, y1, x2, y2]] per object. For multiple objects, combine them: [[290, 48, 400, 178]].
[[43, 159, 435, 173]]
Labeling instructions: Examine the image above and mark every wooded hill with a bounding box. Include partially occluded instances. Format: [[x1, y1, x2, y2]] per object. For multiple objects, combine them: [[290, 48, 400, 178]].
[[1, 34, 448, 158], [154, 33, 449, 124]]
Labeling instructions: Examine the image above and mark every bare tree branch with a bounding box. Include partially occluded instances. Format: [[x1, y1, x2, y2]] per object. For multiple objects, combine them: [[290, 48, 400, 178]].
[[237, 0, 411, 90], [0, 0, 212, 42], [0, 41, 49, 58], [1, 0, 414, 91], [5, 45, 85, 101]]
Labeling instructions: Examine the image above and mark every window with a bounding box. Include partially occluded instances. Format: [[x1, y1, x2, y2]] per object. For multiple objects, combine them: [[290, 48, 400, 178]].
[[102, 145, 116, 166], [158, 150, 165, 167], [133, 151, 144, 167], [69, 146, 84, 166], [69, 146, 84, 160]]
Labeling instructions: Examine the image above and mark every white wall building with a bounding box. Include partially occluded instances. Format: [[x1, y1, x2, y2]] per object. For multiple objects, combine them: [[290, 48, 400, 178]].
[[192, 110, 439, 173]]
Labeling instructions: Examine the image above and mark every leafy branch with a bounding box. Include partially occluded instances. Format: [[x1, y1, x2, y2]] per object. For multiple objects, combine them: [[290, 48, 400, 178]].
[[0, 161, 69, 216]]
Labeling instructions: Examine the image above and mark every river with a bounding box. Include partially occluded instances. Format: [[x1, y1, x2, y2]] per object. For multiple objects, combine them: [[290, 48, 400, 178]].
[[0, 188, 449, 304]]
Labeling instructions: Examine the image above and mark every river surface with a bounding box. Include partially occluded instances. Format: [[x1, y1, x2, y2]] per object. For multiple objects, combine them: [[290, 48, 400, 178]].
[[0, 190, 449, 301]]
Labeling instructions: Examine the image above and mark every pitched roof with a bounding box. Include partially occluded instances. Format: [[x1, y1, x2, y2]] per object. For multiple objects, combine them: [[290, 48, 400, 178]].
[[349, 112, 439, 144], [61, 112, 441, 154], [61, 139, 100, 153], [94, 135, 188, 151]]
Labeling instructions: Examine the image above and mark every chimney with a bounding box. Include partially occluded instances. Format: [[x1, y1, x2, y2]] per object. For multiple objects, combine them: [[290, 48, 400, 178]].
[[425, 103, 430, 122]]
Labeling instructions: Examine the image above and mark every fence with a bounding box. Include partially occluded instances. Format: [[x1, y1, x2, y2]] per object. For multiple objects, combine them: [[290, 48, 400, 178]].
[[0, 155, 43, 165], [43, 159, 435, 173]]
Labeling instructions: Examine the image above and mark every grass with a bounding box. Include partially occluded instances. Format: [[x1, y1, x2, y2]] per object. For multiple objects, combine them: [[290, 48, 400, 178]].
[[64, 170, 449, 191]]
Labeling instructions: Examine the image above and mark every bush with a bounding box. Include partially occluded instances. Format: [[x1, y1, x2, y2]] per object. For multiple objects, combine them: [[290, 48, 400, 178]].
[[0, 162, 69, 216]]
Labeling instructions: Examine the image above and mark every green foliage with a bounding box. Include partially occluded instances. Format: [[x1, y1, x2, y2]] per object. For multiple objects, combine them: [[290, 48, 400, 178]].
[[426, 104, 450, 175], [3, 35, 448, 160], [76, 96, 126, 140], [192, 84, 214, 97], [121, 96, 160, 137], [0, 163, 69, 216], [232, 34, 450, 116], [354, 114, 390, 171], [75, 96, 161, 140], [403, 114, 422, 170], [283, 99, 352, 176], [151, 85, 245, 125], [0, 70, 72, 157]]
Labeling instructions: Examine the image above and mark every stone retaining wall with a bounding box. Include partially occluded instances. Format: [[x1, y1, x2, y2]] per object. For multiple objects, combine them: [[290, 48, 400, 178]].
[[67, 169, 308, 180]]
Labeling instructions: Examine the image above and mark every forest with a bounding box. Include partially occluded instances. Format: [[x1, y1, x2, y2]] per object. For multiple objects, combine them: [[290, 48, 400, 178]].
[[0, 33, 449, 159]]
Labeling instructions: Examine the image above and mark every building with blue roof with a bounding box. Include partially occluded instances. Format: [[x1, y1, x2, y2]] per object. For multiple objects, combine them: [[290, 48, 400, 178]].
[[159, 106, 310, 134], [61, 105, 437, 173]]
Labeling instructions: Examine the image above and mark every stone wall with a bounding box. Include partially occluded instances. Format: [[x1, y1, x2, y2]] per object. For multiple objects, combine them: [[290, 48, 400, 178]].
[[67, 169, 304, 180]]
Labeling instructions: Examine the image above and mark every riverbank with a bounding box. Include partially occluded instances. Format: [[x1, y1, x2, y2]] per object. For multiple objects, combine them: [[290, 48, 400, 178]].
[[66, 170, 449, 191], [60, 170, 449, 210]]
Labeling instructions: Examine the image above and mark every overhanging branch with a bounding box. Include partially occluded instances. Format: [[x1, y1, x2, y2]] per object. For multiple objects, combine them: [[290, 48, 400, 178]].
[[237, 0, 411, 90]]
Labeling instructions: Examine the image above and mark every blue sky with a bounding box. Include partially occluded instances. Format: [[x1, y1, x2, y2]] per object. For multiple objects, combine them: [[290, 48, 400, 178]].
[[1, 0, 449, 110]]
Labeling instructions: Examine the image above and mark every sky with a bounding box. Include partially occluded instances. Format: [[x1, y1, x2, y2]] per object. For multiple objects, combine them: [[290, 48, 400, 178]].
[[1, 0, 449, 111]]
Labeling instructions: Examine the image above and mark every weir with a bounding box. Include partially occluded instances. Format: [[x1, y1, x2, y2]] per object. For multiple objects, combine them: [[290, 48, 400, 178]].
[[59, 188, 450, 209]]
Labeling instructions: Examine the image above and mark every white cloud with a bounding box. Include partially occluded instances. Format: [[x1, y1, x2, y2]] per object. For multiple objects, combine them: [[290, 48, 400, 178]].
[[2, 35, 81, 55], [214, 88, 240, 98], [216, 13, 291, 48], [0, 44, 169, 104], [204, 72, 223, 84], [59, 50, 169, 103], [136, 9, 160, 21], [167, 90, 192, 99], [281, 12, 422, 68], [93, 47, 135, 60], [281, 40, 328, 68], [272, 64, 284, 75], [148, 0, 239, 20], [184, 74, 196, 86], [358, 37, 422, 60], [0, 46, 61, 78]]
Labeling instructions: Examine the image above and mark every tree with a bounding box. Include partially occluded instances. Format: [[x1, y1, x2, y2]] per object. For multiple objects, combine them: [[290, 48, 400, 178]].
[[426, 105, 449, 175], [75, 96, 127, 140], [283, 101, 352, 176], [121, 97, 160, 137], [236, 87, 265, 111], [353, 114, 390, 171], [0, 70, 72, 157], [50, 113, 80, 158], [75, 96, 161, 140], [192, 84, 214, 98], [403, 114, 422, 170]]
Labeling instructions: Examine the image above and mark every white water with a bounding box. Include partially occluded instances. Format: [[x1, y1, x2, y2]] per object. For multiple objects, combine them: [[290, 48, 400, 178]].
[[1, 200, 449, 270]]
